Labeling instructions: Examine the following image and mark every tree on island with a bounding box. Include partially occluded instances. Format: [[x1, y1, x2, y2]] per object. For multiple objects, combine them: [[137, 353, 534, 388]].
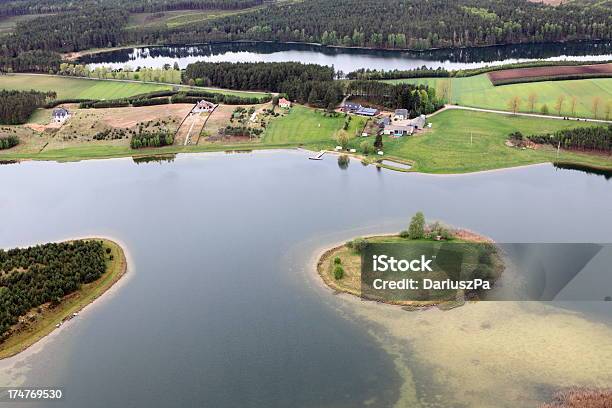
[[408, 212, 426, 239]]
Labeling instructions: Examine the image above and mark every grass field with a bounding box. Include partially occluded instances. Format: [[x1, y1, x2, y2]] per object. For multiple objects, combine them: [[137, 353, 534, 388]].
[[0, 239, 126, 360], [126, 7, 264, 29], [377, 109, 611, 173], [386, 75, 612, 119], [263, 105, 367, 145], [0, 74, 172, 99]]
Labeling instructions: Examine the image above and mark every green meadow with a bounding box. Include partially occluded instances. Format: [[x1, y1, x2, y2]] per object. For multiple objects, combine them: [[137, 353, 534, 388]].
[[0, 74, 172, 99], [385, 75, 612, 119], [263, 105, 367, 145], [379, 109, 610, 173]]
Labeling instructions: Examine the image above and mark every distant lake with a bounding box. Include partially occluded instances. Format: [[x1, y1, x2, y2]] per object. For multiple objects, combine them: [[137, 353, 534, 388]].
[[81, 41, 612, 73], [1, 151, 611, 407]]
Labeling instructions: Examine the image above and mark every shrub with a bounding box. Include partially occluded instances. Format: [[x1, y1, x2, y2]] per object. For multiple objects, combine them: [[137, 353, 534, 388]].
[[333, 257, 342, 265], [399, 230, 410, 238], [351, 238, 369, 253], [333, 265, 344, 280]]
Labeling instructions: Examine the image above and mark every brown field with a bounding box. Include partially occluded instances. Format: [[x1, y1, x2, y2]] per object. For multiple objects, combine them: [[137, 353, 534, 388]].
[[488, 63, 612, 85]]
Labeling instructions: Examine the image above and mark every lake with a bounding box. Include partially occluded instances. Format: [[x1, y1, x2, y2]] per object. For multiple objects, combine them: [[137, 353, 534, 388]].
[[81, 41, 612, 73], [0, 151, 611, 407]]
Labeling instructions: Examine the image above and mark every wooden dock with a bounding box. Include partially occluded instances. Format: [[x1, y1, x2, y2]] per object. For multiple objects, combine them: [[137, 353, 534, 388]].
[[309, 151, 326, 160]]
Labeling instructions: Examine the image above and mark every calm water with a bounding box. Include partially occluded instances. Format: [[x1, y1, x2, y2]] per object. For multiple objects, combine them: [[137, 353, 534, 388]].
[[1, 151, 611, 407], [81, 41, 612, 73]]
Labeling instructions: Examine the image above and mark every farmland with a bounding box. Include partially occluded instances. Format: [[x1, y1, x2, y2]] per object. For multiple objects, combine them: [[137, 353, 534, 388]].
[[386, 75, 612, 119], [0, 75, 171, 100], [379, 109, 609, 173], [487, 63, 612, 85]]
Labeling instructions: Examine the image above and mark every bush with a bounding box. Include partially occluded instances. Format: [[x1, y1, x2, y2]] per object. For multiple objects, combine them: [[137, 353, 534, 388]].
[[333, 256, 342, 265], [350, 238, 369, 253], [360, 141, 373, 155], [0, 135, 19, 150], [333, 265, 344, 280], [399, 230, 410, 238]]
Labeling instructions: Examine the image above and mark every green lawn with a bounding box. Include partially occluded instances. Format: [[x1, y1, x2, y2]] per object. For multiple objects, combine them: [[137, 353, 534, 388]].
[[386, 75, 612, 119], [263, 105, 367, 145], [379, 109, 612, 173], [0, 74, 172, 99]]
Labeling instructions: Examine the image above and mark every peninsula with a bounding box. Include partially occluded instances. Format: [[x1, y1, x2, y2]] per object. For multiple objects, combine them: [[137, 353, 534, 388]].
[[0, 239, 127, 359]]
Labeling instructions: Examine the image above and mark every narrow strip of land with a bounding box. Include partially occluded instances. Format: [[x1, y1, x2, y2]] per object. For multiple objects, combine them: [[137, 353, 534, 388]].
[[444, 105, 612, 124]]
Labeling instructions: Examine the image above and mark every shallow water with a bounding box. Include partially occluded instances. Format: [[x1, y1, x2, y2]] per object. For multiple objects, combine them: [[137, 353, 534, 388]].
[[0, 151, 611, 407]]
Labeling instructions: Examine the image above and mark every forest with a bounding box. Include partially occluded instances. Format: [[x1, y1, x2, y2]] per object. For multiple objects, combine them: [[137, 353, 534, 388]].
[[525, 126, 612, 153], [347, 81, 442, 115], [183, 61, 334, 92], [148, 0, 612, 50], [0, 90, 55, 125], [0, 241, 107, 339]]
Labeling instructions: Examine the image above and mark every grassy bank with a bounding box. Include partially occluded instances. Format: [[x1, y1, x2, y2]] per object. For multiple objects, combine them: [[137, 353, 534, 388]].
[[386, 75, 612, 119], [0, 239, 127, 360]]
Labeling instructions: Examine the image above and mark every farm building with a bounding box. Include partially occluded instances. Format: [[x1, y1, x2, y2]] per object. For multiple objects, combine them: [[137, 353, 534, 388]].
[[193, 100, 216, 113], [52, 107, 71, 123], [408, 114, 427, 129], [383, 124, 414, 137], [355, 107, 379, 116], [278, 98, 291, 108], [341, 102, 361, 112], [394, 109, 408, 120]]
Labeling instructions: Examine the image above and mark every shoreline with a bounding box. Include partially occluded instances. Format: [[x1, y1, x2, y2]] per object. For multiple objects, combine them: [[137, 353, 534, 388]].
[[3, 146, 612, 176], [0, 237, 130, 362]]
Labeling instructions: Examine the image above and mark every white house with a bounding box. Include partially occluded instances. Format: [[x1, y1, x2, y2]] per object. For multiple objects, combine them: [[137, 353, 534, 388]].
[[383, 124, 414, 137], [52, 107, 70, 124], [278, 97, 291, 108], [193, 100, 216, 113]]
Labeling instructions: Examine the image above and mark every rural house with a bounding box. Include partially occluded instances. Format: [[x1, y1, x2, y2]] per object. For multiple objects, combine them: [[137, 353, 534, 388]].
[[193, 100, 216, 113], [383, 124, 414, 137], [394, 109, 408, 120], [52, 107, 70, 123], [278, 98, 291, 108]]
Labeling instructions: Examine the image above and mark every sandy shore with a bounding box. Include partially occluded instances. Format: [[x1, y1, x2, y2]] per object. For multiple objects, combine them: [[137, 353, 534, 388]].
[[0, 236, 132, 374]]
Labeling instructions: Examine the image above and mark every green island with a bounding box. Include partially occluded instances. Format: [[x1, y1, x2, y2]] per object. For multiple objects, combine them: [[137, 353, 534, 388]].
[[0, 239, 127, 360], [317, 213, 504, 310]]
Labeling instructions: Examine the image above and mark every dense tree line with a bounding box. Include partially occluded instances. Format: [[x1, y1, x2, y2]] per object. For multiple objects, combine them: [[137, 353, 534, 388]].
[[142, 0, 612, 50], [130, 130, 174, 148], [347, 67, 451, 80], [0, 241, 107, 339], [526, 126, 612, 153], [280, 80, 344, 109], [183, 61, 334, 92], [0, 50, 61, 73], [0, 90, 54, 124], [347, 81, 442, 115], [0, 135, 19, 150]]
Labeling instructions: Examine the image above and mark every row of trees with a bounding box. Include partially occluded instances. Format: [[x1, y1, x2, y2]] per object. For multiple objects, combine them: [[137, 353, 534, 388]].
[[0, 90, 54, 125], [347, 67, 451, 80], [144, 0, 612, 51], [0, 241, 107, 339], [347, 81, 442, 115], [280, 80, 344, 109], [526, 125, 612, 153], [183, 61, 335, 92], [507, 94, 612, 119]]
